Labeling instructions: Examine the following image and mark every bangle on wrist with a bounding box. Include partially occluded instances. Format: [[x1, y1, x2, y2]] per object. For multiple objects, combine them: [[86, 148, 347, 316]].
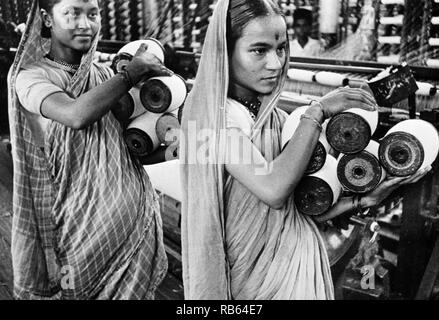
[[300, 114, 323, 132], [118, 69, 135, 88], [310, 100, 325, 118]]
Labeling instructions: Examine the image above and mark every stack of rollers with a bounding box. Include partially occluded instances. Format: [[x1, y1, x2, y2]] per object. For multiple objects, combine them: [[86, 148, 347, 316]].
[[0, 0, 30, 25], [191, 0, 216, 53], [281, 105, 380, 216], [188, 1, 201, 52], [111, 39, 188, 159], [377, 0, 405, 65], [99, 0, 146, 41], [107, 0, 117, 41], [428, 1, 439, 68], [115, 0, 131, 42], [171, 1, 184, 47], [0, 0, 13, 24], [282, 101, 439, 217]]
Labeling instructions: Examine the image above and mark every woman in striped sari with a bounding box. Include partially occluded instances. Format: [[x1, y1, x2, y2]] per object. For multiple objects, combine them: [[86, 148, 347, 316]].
[[8, 0, 170, 299], [180, 0, 429, 300]]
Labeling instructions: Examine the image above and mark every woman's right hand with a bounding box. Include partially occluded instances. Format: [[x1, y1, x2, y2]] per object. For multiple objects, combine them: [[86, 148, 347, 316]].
[[316, 87, 378, 120], [125, 43, 173, 85]]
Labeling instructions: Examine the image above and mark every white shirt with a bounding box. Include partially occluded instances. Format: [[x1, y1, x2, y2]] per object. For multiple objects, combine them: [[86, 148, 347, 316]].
[[289, 38, 323, 57]]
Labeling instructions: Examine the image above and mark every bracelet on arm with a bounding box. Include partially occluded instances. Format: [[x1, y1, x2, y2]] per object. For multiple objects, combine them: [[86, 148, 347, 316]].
[[310, 99, 325, 118], [300, 113, 323, 132], [117, 68, 135, 89]]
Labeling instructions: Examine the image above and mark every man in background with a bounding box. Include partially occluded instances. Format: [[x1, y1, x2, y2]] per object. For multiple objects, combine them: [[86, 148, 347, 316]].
[[289, 8, 323, 57]]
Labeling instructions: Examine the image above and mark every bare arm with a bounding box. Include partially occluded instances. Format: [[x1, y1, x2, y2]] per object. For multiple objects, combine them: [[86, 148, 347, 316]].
[[314, 166, 432, 223], [41, 44, 173, 129], [225, 108, 321, 209]]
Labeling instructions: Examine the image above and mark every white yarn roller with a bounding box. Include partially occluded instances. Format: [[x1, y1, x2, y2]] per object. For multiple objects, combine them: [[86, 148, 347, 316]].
[[377, 55, 400, 64], [314, 71, 349, 87], [326, 108, 379, 154], [416, 82, 437, 96], [155, 111, 181, 146], [287, 68, 315, 83], [381, 0, 404, 4], [349, 108, 379, 135], [429, 38, 439, 47], [427, 59, 439, 68], [364, 141, 386, 187], [379, 15, 404, 25], [125, 112, 161, 157], [281, 106, 330, 174], [378, 36, 401, 45], [128, 87, 148, 119], [144, 159, 182, 202], [337, 140, 386, 193], [113, 38, 165, 73], [319, 0, 341, 34], [140, 74, 187, 114], [295, 155, 342, 216], [431, 16, 439, 25], [379, 119, 439, 176]]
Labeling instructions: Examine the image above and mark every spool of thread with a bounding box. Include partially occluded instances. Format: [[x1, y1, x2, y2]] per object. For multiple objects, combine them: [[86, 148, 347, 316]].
[[314, 71, 349, 87], [319, 0, 341, 34], [295, 155, 342, 216], [156, 111, 180, 146], [127, 87, 148, 119], [416, 82, 437, 96], [125, 112, 161, 157], [326, 108, 379, 154], [429, 38, 439, 47], [379, 119, 439, 176], [381, 0, 404, 4], [427, 59, 439, 68], [378, 36, 401, 45], [379, 15, 404, 25], [377, 55, 400, 64], [281, 106, 330, 174], [140, 74, 187, 113], [287, 69, 315, 83], [112, 38, 165, 73], [144, 159, 182, 202], [337, 140, 386, 193]]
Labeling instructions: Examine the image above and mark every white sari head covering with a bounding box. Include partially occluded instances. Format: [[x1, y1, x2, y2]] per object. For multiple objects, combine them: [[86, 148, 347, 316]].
[[180, 0, 289, 299]]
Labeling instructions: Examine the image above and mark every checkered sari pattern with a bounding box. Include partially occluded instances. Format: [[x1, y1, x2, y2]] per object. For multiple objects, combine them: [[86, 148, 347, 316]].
[[8, 1, 167, 299]]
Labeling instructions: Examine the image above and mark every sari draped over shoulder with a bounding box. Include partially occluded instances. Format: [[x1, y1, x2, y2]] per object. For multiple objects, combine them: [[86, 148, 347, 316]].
[[8, 1, 167, 299], [181, 0, 333, 300]]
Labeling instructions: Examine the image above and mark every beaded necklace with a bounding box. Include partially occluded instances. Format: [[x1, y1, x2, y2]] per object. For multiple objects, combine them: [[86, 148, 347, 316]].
[[45, 54, 80, 71], [231, 96, 261, 120]]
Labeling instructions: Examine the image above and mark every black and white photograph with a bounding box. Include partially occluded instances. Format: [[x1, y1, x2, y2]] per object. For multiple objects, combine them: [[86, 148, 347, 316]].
[[0, 0, 439, 306]]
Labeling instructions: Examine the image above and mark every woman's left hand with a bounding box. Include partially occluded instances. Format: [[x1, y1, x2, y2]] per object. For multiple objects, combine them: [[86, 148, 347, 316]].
[[361, 165, 432, 208]]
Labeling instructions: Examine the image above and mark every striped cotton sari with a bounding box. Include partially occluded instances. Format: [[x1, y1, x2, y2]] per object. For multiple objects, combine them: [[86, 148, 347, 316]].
[[8, 0, 167, 299]]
